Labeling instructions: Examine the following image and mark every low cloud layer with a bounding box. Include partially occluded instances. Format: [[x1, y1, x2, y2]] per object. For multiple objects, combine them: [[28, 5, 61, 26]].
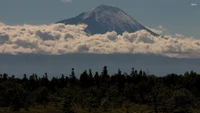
[[0, 22, 200, 58]]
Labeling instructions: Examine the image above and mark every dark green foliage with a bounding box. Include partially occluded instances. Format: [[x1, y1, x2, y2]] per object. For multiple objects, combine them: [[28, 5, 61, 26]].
[[1, 66, 200, 112], [35, 86, 50, 108], [63, 94, 74, 113]]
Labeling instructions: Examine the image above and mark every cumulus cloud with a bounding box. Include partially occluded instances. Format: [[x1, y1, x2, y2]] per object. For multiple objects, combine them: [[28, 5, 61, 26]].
[[0, 22, 200, 58], [147, 25, 167, 35], [61, 0, 72, 3]]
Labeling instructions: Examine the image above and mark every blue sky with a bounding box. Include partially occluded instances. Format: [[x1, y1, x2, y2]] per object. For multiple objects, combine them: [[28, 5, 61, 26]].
[[0, 0, 199, 38]]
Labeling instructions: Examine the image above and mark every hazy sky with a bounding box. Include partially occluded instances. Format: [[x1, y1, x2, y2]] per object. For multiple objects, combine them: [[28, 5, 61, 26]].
[[0, 0, 199, 38]]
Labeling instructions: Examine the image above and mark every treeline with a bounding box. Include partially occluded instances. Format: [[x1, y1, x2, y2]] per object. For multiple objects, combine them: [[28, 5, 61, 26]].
[[0, 66, 200, 113]]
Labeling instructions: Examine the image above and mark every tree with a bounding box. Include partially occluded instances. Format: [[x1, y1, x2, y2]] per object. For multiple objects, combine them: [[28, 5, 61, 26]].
[[80, 70, 89, 88], [22, 74, 28, 82], [35, 87, 50, 108], [88, 69, 94, 86], [10, 92, 21, 111], [85, 87, 99, 112], [70, 68, 77, 85], [94, 72, 100, 87], [3, 73, 8, 81], [101, 97, 110, 112], [63, 95, 74, 113], [60, 74, 66, 88], [171, 89, 195, 113], [148, 83, 165, 113], [62, 89, 75, 113], [101, 66, 109, 83]]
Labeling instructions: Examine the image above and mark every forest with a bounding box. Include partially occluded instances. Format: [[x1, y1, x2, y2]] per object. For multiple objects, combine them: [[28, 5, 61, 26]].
[[0, 66, 200, 113]]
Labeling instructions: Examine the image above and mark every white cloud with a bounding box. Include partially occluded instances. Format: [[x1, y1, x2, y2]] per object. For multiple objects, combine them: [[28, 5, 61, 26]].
[[147, 25, 167, 35], [61, 0, 72, 3], [0, 22, 200, 58], [191, 3, 197, 6]]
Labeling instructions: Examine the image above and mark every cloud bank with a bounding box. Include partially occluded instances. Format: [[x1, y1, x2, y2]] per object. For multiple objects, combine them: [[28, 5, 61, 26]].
[[0, 22, 200, 58]]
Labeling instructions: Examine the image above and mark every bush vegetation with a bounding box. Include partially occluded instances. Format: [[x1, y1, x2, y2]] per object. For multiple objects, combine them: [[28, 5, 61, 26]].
[[0, 66, 200, 113]]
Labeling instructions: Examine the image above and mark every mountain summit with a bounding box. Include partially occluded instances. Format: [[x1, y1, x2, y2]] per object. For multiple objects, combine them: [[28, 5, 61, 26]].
[[57, 4, 158, 36]]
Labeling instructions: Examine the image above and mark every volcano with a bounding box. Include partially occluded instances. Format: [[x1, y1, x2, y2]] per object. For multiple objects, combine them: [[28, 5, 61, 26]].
[[57, 4, 158, 36]]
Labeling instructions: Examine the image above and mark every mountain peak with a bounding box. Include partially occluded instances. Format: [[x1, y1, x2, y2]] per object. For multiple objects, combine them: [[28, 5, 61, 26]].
[[94, 4, 120, 11], [82, 4, 121, 19], [57, 5, 159, 36]]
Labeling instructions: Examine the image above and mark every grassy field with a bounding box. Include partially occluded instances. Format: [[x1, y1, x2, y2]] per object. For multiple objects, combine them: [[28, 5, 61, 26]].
[[1, 104, 200, 113], [0, 103, 152, 113]]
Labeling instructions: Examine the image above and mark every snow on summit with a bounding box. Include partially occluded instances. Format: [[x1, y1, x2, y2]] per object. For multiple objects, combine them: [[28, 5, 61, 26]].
[[57, 5, 159, 36]]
